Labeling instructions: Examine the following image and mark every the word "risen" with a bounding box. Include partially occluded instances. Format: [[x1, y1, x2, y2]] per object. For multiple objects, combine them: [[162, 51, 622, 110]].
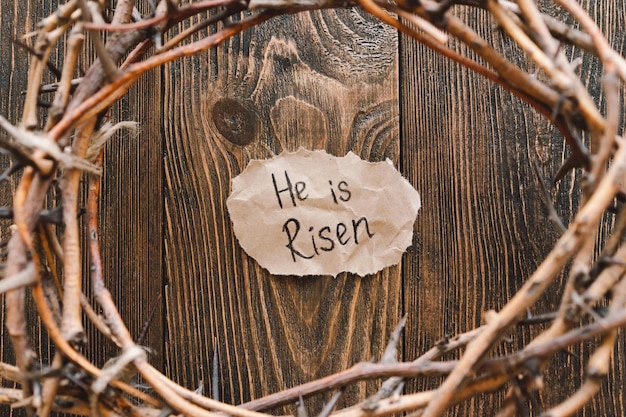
[[282, 217, 375, 262]]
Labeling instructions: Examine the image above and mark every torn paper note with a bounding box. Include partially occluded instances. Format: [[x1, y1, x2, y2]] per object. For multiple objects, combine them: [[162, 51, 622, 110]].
[[227, 148, 421, 276]]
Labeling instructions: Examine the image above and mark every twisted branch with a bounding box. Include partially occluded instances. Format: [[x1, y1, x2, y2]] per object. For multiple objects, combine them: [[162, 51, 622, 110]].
[[0, 0, 624, 416]]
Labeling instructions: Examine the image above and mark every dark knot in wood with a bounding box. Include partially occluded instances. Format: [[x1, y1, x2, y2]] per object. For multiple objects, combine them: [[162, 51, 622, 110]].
[[211, 98, 260, 146]]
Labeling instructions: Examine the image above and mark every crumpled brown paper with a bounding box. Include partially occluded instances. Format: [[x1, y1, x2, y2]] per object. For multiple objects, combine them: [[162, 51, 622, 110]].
[[227, 148, 421, 276]]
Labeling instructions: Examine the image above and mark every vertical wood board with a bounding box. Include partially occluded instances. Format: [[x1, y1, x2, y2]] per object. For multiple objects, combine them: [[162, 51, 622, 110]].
[[0, 1, 60, 415], [162, 9, 401, 412], [400, 3, 625, 415]]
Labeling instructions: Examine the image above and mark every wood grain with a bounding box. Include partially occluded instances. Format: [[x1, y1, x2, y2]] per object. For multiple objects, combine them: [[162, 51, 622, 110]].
[[400, 4, 625, 415], [81, 0, 165, 396], [162, 9, 400, 413], [0, 2, 58, 416], [1, 1, 625, 417], [0, 3, 163, 417], [90, 70, 164, 372]]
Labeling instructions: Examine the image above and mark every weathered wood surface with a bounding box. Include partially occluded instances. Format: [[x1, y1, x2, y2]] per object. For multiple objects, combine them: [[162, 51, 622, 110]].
[[0, 2, 69, 415], [161, 10, 400, 411], [0, 1, 624, 416], [0, 5, 40, 415], [0, 1, 164, 416], [401, 4, 625, 416]]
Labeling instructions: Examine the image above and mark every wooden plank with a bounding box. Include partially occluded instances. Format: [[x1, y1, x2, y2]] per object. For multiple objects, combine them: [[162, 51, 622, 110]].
[[75, 3, 166, 394], [0, 2, 59, 416], [0, 4, 164, 416], [400, 3, 625, 415], [162, 10, 400, 412], [89, 72, 165, 371]]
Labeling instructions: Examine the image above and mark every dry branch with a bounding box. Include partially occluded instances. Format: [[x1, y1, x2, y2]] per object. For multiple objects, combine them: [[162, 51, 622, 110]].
[[0, 0, 625, 416]]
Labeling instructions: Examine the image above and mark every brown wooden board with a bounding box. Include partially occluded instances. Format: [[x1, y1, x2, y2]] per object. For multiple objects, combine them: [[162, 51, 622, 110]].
[[0, 1, 163, 416], [161, 10, 401, 412], [400, 3, 625, 416], [0, 1, 61, 416], [92, 62, 165, 378]]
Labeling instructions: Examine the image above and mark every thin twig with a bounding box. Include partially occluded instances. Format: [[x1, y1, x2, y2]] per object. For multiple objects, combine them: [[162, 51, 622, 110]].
[[77, 0, 121, 82], [159, 2, 247, 52], [21, 1, 79, 129], [30, 277, 163, 408], [60, 120, 97, 344], [46, 26, 84, 130]]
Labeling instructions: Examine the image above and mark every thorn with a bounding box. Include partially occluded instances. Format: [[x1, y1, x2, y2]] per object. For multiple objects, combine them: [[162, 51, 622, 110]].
[[435, 334, 451, 349], [511, 377, 530, 417], [316, 391, 342, 417], [23, 366, 65, 381], [0, 163, 26, 183], [381, 315, 407, 364], [554, 154, 585, 183], [361, 316, 408, 411], [147, 0, 159, 15], [0, 207, 13, 219], [589, 255, 626, 279], [38, 77, 83, 95], [195, 380, 203, 395], [135, 294, 162, 345], [570, 291, 603, 322], [39, 207, 63, 225], [212, 338, 219, 401], [131, 7, 143, 22], [157, 407, 175, 417], [152, 32, 163, 50], [599, 256, 626, 268], [363, 376, 403, 411], [164, 0, 179, 14], [517, 311, 557, 325], [297, 395, 309, 417], [391, 381, 404, 398], [553, 117, 589, 183], [92, 346, 146, 394], [77, 0, 121, 83], [423, 0, 454, 22], [32, 379, 42, 409], [531, 160, 566, 233]]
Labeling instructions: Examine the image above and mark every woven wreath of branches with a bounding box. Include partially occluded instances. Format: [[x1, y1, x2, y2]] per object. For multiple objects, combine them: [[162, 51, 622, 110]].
[[0, 0, 625, 416]]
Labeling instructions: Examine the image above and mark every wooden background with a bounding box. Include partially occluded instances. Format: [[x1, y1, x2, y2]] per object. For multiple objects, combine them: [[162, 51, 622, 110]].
[[0, 0, 625, 416]]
